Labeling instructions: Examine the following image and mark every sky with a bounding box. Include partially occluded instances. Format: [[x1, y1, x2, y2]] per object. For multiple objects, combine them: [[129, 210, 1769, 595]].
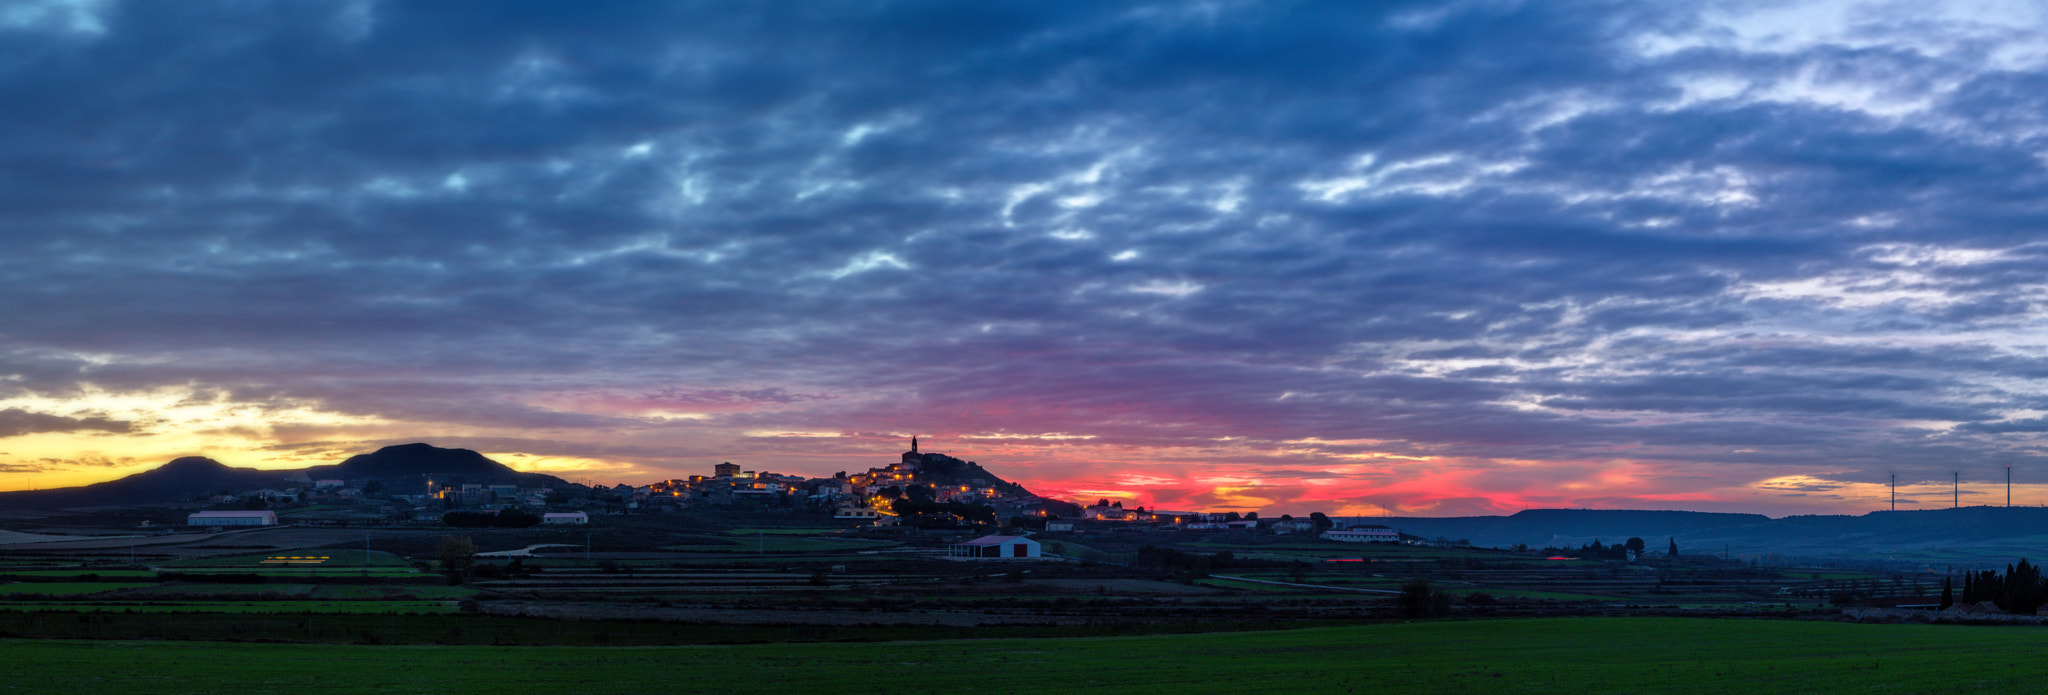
[[9, 1, 2048, 517]]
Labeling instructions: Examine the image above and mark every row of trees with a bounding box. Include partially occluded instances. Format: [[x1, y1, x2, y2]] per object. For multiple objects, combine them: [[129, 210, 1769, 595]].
[[1133, 545, 1235, 580], [1951, 558, 2048, 613]]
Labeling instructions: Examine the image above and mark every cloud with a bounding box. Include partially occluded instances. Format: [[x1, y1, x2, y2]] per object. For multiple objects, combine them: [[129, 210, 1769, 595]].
[[10, 2, 2048, 513], [0, 408, 129, 438]]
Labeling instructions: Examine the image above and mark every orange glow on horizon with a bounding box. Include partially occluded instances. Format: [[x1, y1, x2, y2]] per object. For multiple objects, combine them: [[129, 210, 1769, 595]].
[[7, 418, 2037, 516]]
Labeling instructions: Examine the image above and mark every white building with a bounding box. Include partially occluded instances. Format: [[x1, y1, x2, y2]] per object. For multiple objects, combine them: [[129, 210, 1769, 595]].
[[947, 534, 1041, 559], [542, 512, 589, 525], [187, 510, 278, 527], [1321, 525, 1400, 543]]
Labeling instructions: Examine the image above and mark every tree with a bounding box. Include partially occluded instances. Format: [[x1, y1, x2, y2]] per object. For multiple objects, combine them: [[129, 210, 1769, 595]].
[[1397, 580, 1453, 618], [2005, 559, 2044, 613], [1940, 576, 1954, 610], [905, 484, 935, 505], [1668, 537, 1679, 558], [1625, 538, 1647, 556], [1310, 512, 1334, 532], [1243, 512, 1259, 520], [437, 535, 476, 579], [361, 480, 384, 496]]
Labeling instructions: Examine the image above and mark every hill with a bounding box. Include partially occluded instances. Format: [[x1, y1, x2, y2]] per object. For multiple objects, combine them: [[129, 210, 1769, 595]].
[[0, 444, 574, 510], [1384, 507, 2048, 567], [0, 456, 290, 509], [1388, 509, 1772, 550], [307, 443, 522, 481], [909, 451, 1035, 498]]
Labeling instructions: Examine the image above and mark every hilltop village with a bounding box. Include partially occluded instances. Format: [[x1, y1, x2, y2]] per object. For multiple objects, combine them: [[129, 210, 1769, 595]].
[[162, 439, 1407, 543], [630, 437, 1075, 526]]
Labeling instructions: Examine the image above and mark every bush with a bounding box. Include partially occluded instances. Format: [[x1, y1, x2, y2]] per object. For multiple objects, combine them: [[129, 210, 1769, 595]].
[[1397, 580, 1453, 618]]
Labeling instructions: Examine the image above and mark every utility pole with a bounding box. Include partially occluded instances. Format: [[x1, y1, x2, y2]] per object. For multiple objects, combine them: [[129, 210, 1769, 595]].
[[1890, 474, 1896, 512], [1954, 472, 1959, 509], [2009, 466, 2013, 508]]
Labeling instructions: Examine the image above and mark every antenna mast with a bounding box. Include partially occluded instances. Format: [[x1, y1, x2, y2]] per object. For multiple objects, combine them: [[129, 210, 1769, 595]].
[[1954, 472, 1959, 509], [1890, 474, 1896, 512]]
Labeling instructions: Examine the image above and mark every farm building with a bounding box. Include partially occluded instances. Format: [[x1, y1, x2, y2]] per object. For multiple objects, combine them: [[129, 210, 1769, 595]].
[[947, 534, 1040, 559], [186, 510, 278, 527], [542, 512, 589, 525], [1321, 525, 1400, 543]]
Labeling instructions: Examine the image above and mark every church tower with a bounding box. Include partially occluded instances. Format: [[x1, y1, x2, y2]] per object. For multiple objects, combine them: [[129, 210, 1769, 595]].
[[901, 436, 923, 468]]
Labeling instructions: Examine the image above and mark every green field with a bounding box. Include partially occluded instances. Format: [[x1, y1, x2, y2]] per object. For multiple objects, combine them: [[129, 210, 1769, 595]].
[[722, 527, 856, 536], [4, 617, 2046, 694], [0, 570, 158, 578], [0, 583, 156, 596], [662, 536, 897, 553], [163, 549, 413, 569], [0, 600, 455, 614]]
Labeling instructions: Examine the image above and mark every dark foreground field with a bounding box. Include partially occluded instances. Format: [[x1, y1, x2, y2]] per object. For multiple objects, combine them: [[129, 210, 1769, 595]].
[[8, 617, 2046, 694]]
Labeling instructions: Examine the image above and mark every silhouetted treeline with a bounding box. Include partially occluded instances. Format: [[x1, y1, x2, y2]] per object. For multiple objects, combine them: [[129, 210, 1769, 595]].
[[1538, 537, 1647, 560], [442, 508, 541, 528], [1961, 558, 2048, 613], [1134, 545, 1234, 579]]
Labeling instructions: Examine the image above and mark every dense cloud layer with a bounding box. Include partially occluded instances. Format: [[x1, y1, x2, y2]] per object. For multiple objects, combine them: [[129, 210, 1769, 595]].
[[7, 0, 2048, 515]]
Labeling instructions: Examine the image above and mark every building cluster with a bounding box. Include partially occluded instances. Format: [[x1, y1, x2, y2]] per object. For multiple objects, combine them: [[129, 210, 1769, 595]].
[[621, 439, 1060, 526], [173, 437, 1407, 544], [185, 476, 561, 527], [1051, 501, 1408, 542]]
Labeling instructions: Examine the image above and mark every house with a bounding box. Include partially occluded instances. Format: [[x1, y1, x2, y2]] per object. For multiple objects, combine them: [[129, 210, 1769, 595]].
[[542, 512, 589, 525], [1322, 525, 1399, 543], [834, 505, 884, 520], [1267, 519, 1314, 534], [187, 510, 278, 527], [1045, 520, 1075, 532], [947, 534, 1041, 559]]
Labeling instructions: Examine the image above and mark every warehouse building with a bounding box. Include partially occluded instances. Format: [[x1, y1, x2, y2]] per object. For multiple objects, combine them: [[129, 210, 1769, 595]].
[[186, 510, 278, 527]]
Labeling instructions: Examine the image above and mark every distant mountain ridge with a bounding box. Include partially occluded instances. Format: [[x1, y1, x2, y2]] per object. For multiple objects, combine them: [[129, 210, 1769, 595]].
[[0, 456, 294, 510], [1384, 507, 2048, 566], [0, 443, 571, 510]]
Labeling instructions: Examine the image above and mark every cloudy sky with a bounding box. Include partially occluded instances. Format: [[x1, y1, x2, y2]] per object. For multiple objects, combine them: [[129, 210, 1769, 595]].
[[10, 1, 2048, 516]]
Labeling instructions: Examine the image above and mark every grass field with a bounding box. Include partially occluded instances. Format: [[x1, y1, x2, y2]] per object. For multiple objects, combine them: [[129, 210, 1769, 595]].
[[0, 570, 158, 578], [0, 600, 455, 614], [163, 549, 413, 568], [661, 537, 898, 553], [0, 583, 156, 595], [4, 617, 2046, 694]]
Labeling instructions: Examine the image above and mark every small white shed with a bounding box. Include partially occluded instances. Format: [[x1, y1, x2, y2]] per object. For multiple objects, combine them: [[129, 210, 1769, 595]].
[[542, 512, 589, 525]]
